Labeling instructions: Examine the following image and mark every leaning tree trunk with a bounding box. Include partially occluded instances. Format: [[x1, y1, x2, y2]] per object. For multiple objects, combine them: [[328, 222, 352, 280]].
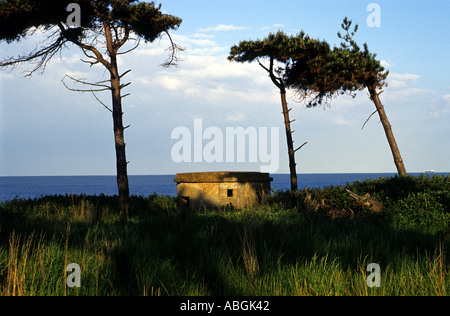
[[279, 88, 299, 191], [368, 85, 407, 176]]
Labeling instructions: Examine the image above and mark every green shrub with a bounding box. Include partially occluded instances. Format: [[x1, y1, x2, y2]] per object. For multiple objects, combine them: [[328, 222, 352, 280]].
[[347, 174, 450, 205], [387, 192, 450, 234]]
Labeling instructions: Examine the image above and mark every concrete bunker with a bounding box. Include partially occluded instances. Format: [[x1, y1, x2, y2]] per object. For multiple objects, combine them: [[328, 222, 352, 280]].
[[174, 172, 273, 210]]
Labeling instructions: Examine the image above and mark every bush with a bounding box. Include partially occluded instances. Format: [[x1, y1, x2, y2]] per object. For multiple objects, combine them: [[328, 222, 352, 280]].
[[387, 192, 450, 235], [347, 174, 450, 205]]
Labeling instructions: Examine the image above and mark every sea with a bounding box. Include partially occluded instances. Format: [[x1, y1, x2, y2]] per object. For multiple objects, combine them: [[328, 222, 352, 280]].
[[0, 173, 447, 202]]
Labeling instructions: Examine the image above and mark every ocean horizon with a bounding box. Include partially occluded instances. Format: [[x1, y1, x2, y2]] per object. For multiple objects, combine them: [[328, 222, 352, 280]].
[[0, 172, 447, 202]]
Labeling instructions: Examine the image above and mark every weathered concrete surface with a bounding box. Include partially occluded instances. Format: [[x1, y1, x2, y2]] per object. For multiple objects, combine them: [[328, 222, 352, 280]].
[[174, 172, 273, 210]]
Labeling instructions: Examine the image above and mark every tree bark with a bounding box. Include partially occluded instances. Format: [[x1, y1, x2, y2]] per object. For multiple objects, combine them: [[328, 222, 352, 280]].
[[111, 70, 130, 212], [368, 85, 407, 176], [280, 89, 299, 191], [263, 57, 298, 191], [104, 22, 131, 213]]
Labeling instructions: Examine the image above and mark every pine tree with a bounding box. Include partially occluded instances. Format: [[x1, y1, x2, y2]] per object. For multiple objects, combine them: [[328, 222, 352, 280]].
[[0, 1, 183, 213], [285, 18, 407, 176], [229, 31, 331, 191]]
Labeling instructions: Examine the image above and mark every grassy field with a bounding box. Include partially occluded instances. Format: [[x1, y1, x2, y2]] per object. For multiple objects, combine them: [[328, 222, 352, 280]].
[[0, 174, 448, 296]]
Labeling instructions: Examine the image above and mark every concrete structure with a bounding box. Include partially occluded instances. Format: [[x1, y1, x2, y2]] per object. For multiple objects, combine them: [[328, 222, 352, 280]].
[[174, 172, 273, 210]]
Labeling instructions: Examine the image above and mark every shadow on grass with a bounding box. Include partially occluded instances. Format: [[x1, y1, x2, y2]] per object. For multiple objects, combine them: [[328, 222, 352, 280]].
[[0, 189, 448, 295]]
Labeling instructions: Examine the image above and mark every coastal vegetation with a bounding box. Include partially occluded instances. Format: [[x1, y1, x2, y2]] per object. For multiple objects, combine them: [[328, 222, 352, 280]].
[[0, 174, 448, 296]]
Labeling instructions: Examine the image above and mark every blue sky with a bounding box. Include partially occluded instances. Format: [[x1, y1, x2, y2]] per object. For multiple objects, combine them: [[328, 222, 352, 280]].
[[0, 0, 449, 176]]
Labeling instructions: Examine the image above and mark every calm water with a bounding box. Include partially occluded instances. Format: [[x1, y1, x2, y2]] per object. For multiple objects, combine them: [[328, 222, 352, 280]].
[[0, 173, 445, 202]]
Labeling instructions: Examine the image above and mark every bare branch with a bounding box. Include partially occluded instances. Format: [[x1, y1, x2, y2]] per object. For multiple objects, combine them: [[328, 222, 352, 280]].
[[80, 57, 101, 67], [259, 57, 284, 91], [362, 109, 378, 130], [62, 74, 111, 93], [257, 59, 271, 73], [79, 47, 101, 67], [161, 31, 185, 67], [120, 82, 131, 90], [63, 74, 111, 89], [120, 69, 132, 78], [91, 91, 113, 113], [58, 22, 112, 72], [62, 75, 113, 113], [0, 29, 67, 77], [117, 38, 141, 55], [294, 142, 308, 153], [116, 24, 130, 50]]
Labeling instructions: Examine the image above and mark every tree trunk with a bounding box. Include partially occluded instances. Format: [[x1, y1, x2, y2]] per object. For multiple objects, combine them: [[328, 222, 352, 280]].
[[110, 70, 131, 212], [280, 88, 298, 191], [368, 85, 407, 176], [265, 57, 298, 191], [104, 22, 130, 213]]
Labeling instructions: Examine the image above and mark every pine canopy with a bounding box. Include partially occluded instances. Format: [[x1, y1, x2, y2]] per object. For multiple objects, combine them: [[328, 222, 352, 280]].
[[286, 18, 389, 105], [228, 19, 389, 107], [0, 0, 182, 43]]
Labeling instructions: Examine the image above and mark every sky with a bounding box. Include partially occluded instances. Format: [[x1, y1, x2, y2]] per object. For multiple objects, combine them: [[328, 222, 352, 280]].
[[0, 0, 449, 176]]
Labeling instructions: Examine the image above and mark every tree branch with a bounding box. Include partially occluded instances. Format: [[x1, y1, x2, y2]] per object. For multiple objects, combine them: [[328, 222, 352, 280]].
[[294, 142, 308, 153], [362, 109, 378, 130], [258, 57, 284, 91], [161, 31, 185, 67], [58, 22, 112, 72], [62, 75, 113, 113], [117, 24, 130, 50], [62, 74, 111, 93], [91, 91, 113, 113], [257, 59, 271, 73], [0, 29, 67, 77], [117, 38, 141, 56], [120, 82, 131, 90], [120, 69, 132, 78]]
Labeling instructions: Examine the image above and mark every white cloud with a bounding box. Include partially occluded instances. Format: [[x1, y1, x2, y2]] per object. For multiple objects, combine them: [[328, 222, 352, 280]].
[[380, 60, 391, 68], [333, 116, 355, 127], [387, 80, 407, 89], [442, 94, 450, 104], [384, 72, 436, 100], [391, 88, 435, 98], [198, 24, 251, 32], [428, 94, 450, 119], [389, 73, 420, 82], [130, 41, 280, 114], [0, 72, 14, 80], [157, 76, 184, 91], [261, 24, 285, 31], [386, 73, 420, 90], [226, 111, 247, 122]]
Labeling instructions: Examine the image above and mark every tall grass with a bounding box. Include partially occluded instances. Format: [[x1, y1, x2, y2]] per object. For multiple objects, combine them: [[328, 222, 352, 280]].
[[0, 175, 448, 296]]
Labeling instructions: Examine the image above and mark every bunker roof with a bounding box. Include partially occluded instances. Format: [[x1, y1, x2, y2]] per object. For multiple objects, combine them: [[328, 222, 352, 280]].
[[174, 172, 273, 184]]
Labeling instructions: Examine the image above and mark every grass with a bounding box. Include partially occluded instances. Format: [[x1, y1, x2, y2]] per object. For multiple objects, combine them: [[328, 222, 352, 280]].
[[0, 175, 448, 296]]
